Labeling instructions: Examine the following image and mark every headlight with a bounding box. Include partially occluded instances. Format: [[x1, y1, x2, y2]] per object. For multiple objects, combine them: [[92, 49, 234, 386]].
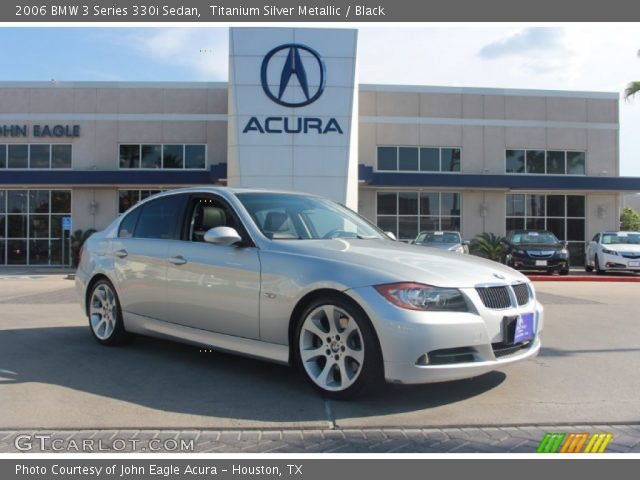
[[513, 249, 526, 255], [602, 248, 619, 256], [559, 249, 569, 257], [448, 245, 464, 253], [375, 282, 469, 312]]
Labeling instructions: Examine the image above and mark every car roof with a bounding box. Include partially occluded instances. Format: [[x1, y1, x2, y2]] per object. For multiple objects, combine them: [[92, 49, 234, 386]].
[[509, 230, 553, 235], [154, 186, 321, 196]]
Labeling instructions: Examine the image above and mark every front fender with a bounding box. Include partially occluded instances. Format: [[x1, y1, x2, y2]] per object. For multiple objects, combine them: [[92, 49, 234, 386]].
[[257, 250, 395, 345]]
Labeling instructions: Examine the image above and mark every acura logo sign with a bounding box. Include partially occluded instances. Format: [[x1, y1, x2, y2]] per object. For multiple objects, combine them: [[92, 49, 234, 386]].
[[260, 43, 326, 108], [244, 42, 341, 135]]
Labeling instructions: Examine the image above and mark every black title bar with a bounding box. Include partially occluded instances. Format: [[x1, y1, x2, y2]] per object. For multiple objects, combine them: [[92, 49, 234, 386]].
[[5, 0, 640, 22], [3, 459, 640, 480]]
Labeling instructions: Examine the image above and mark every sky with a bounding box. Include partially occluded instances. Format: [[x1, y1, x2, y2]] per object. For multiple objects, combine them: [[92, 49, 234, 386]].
[[0, 25, 638, 175]]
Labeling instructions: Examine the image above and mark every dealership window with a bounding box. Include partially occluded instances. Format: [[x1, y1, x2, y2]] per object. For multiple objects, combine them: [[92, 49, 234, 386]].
[[0, 144, 71, 169], [506, 149, 586, 175], [118, 190, 165, 214], [119, 144, 206, 169], [506, 193, 585, 264], [377, 146, 461, 173], [376, 191, 461, 241], [0, 189, 72, 266]]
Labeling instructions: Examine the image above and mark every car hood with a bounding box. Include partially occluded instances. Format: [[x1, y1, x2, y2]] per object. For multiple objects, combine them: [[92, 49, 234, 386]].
[[269, 238, 527, 288], [602, 244, 640, 253]]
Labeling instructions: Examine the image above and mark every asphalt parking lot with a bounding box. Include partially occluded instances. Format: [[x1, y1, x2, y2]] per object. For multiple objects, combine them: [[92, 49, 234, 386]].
[[1, 274, 639, 451]]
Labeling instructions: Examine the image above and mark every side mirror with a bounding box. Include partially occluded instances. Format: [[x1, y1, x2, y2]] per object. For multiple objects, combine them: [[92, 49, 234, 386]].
[[384, 231, 397, 241], [204, 226, 242, 246], [563, 241, 569, 249]]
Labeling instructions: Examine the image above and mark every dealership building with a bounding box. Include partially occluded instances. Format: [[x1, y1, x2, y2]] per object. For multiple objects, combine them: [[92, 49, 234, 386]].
[[1, 27, 639, 267]]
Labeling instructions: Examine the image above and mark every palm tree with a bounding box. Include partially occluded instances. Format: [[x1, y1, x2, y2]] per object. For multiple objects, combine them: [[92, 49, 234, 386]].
[[470, 232, 506, 262], [625, 50, 640, 100]]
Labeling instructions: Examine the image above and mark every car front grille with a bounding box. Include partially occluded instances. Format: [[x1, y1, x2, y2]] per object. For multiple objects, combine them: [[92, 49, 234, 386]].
[[476, 283, 531, 309], [426, 347, 476, 365], [621, 253, 640, 259], [527, 250, 554, 258], [476, 286, 512, 309], [512, 283, 530, 306], [492, 340, 531, 358]]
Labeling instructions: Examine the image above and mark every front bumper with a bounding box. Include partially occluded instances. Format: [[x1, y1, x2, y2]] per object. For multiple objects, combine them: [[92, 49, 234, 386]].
[[509, 256, 568, 272], [346, 285, 544, 385], [600, 252, 640, 271]]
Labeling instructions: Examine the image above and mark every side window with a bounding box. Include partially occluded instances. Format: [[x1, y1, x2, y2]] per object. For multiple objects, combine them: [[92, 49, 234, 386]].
[[134, 195, 185, 240], [187, 196, 247, 243], [118, 208, 140, 238]]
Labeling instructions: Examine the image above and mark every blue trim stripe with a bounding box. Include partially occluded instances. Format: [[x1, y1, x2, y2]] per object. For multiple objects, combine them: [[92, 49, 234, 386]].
[[358, 165, 640, 191], [0, 164, 228, 186], [1, 163, 638, 192]]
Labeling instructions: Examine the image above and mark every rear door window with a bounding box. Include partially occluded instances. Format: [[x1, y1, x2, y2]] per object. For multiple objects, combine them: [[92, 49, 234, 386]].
[[133, 194, 185, 240], [118, 208, 140, 238]]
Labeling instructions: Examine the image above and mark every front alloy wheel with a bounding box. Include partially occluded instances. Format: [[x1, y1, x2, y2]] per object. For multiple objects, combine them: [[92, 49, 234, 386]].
[[88, 280, 129, 345], [294, 297, 381, 399]]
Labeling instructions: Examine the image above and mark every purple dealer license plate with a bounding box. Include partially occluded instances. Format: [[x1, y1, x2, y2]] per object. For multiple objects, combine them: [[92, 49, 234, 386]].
[[514, 313, 535, 343]]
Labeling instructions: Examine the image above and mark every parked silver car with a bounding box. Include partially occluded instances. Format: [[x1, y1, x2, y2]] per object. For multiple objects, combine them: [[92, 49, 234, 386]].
[[76, 187, 543, 398], [412, 231, 469, 254]]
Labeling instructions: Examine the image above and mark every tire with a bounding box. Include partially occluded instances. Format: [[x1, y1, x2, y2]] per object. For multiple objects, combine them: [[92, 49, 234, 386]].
[[87, 279, 130, 346], [293, 296, 383, 400], [594, 255, 606, 275], [559, 268, 570, 276], [585, 259, 593, 273]]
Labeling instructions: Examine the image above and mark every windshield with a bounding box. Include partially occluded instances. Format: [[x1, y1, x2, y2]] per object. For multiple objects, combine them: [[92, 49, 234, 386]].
[[511, 232, 559, 245], [236, 193, 386, 240], [602, 233, 640, 245], [416, 232, 461, 244]]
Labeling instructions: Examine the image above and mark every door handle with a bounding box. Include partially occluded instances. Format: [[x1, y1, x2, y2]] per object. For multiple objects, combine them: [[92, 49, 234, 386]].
[[114, 249, 128, 258], [169, 255, 187, 265]]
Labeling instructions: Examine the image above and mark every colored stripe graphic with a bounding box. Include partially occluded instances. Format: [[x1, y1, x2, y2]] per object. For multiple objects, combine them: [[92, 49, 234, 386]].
[[537, 433, 566, 453], [560, 433, 589, 453], [584, 433, 613, 453], [538, 433, 613, 453]]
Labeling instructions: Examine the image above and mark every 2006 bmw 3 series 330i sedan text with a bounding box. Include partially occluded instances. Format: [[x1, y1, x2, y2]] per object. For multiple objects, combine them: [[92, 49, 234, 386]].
[[76, 187, 543, 399]]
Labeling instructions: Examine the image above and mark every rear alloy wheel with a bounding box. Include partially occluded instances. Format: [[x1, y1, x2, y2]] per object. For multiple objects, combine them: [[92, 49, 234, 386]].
[[294, 297, 381, 399], [88, 280, 130, 346], [594, 255, 606, 275]]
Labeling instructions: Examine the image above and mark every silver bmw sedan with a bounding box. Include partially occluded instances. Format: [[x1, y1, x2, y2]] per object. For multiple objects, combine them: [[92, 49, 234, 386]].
[[76, 187, 543, 399]]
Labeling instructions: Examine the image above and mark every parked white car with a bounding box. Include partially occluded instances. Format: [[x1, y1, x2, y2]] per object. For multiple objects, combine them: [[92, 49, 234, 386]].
[[585, 231, 640, 274]]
